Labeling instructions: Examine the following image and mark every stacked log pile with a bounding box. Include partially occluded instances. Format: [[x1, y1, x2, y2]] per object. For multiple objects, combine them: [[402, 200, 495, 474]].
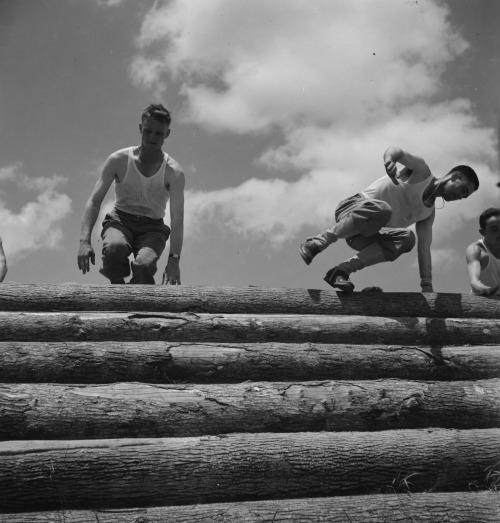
[[0, 283, 499, 522]]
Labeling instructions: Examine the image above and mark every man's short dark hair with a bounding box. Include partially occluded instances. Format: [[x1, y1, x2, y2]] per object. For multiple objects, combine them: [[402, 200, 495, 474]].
[[479, 207, 500, 230], [141, 103, 171, 127], [447, 165, 479, 191]]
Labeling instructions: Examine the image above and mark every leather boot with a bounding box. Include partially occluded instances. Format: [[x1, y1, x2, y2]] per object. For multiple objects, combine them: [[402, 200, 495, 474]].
[[324, 243, 387, 292], [299, 215, 358, 265], [323, 268, 355, 293]]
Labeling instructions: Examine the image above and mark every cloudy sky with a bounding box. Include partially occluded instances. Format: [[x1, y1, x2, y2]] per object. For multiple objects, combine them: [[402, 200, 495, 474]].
[[1, 0, 499, 292]]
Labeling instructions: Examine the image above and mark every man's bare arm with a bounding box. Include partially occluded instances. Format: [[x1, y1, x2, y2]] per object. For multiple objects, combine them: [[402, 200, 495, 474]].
[[465, 242, 499, 295], [163, 163, 185, 285], [77, 156, 117, 274], [383, 147, 431, 185], [415, 211, 435, 292], [0, 237, 7, 282]]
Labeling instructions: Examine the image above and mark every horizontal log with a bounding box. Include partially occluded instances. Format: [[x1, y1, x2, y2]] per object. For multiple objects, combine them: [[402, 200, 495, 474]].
[[0, 283, 499, 318], [3, 492, 499, 522], [2, 379, 500, 439], [0, 429, 498, 510], [1, 341, 499, 383], [0, 312, 499, 345]]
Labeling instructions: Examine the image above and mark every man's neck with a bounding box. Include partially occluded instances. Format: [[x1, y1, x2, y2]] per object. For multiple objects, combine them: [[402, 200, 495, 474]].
[[484, 239, 500, 259], [138, 146, 164, 163], [422, 177, 441, 206]]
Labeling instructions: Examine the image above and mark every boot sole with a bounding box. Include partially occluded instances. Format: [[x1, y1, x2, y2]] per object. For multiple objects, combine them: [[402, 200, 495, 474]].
[[299, 246, 313, 265], [323, 275, 355, 293]]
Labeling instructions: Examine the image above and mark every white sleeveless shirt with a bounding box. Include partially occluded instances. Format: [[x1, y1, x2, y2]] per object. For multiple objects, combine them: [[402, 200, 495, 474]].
[[115, 147, 170, 219], [478, 239, 500, 295], [361, 174, 434, 228]]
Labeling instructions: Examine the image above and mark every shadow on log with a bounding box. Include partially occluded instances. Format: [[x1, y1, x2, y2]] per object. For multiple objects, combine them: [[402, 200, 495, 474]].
[[0, 312, 499, 345], [1, 342, 499, 383], [0, 283, 499, 317]]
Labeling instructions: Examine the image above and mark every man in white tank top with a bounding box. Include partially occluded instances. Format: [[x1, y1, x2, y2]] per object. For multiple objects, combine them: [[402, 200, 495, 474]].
[[466, 208, 500, 296], [77, 104, 185, 285], [299, 146, 479, 293], [0, 235, 6, 282]]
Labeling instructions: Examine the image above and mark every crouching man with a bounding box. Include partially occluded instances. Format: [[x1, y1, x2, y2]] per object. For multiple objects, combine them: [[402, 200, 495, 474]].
[[77, 104, 185, 285], [466, 207, 500, 296]]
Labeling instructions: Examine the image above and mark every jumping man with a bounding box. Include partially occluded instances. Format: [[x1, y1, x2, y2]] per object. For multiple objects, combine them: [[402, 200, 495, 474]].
[[300, 147, 479, 293]]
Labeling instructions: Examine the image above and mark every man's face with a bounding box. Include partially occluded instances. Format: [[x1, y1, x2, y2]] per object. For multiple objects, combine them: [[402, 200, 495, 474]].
[[139, 118, 170, 149], [481, 215, 500, 248], [442, 174, 475, 202]]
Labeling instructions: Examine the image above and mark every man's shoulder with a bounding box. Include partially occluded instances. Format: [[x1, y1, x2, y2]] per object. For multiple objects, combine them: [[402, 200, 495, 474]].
[[466, 239, 488, 258], [108, 147, 131, 162], [107, 147, 131, 169], [101, 148, 130, 181], [165, 154, 184, 177], [407, 163, 432, 184]]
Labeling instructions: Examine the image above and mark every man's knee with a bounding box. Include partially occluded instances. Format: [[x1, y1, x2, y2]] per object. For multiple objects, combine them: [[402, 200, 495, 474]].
[[130, 252, 159, 284], [133, 257, 158, 272], [133, 248, 160, 278], [383, 230, 416, 261], [400, 230, 416, 253], [102, 240, 129, 261]]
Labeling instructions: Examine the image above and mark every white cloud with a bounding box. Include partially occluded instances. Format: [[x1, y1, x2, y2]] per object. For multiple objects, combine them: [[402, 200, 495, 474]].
[[132, 0, 498, 246], [129, 56, 167, 100], [94, 0, 126, 7], [0, 164, 19, 182], [185, 176, 324, 244], [132, 0, 466, 132], [0, 163, 72, 260]]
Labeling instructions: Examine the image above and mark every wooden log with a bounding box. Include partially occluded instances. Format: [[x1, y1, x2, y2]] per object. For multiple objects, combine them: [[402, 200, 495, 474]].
[[0, 283, 499, 318], [2, 379, 500, 439], [3, 492, 499, 522], [0, 429, 498, 511], [0, 312, 499, 345], [1, 341, 500, 383]]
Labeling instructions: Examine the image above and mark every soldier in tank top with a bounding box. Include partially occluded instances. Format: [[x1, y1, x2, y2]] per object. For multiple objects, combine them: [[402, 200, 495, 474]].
[[77, 104, 185, 285], [299, 146, 479, 293], [466, 208, 500, 296], [0, 234, 6, 282]]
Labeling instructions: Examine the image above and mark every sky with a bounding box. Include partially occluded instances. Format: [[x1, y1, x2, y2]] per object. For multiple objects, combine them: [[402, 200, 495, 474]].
[[1, 0, 500, 293]]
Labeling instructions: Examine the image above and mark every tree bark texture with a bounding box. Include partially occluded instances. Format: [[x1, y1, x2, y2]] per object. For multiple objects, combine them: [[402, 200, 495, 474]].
[[0, 429, 498, 511], [2, 379, 500, 440], [3, 492, 499, 522], [0, 283, 499, 318], [0, 312, 499, 345], [1, 341, 499, 383]]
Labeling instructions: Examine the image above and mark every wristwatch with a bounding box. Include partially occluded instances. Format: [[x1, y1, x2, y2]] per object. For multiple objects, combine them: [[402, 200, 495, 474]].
[[169, 253, 180, 260]]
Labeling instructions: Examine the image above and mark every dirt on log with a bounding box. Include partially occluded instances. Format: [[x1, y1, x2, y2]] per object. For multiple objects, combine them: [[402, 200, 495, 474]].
[[0, 283, 499, 318], [1, 341, 499, 383], [2, 492, 499, 522], [2, 379, 500, 439], [0, 312, 499, 345], [0, 429, 499, 511]]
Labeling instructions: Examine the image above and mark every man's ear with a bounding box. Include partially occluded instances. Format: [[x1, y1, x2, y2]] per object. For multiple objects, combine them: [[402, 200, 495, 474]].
[[166, 128, 171, 139], [479, 228, 485, 236], [139, 123, 143, 133]]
